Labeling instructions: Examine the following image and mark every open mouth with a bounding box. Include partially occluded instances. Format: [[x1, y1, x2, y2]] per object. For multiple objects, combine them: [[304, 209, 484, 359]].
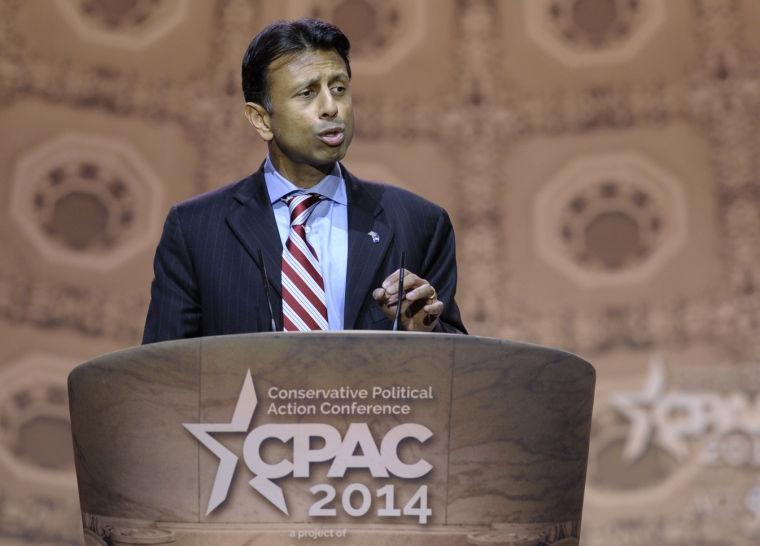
[[317, 127, 345, 147]]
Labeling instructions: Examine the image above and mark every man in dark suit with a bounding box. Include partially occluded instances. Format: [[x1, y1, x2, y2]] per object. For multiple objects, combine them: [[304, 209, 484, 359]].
[[142, 18, 466, 343]]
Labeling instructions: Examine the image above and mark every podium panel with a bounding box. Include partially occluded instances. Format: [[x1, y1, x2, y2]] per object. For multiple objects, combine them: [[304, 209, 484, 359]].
[[69, 332, 594, 545]]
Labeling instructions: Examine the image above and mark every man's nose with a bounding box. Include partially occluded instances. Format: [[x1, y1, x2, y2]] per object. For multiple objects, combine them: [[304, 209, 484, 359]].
[[319, 90, 338, 119]]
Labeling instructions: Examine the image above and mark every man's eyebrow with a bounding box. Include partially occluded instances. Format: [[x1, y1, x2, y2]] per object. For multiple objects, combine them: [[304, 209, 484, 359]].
[[292, 76, 320, 91], [291, 71, 349, 91]]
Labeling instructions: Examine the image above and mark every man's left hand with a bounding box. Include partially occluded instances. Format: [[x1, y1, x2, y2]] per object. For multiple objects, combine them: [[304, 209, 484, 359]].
[[372, 269, 443, 332]]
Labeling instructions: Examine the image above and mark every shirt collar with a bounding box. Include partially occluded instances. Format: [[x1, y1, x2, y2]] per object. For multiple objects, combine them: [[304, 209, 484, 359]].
[[263, 156, 347, 206]]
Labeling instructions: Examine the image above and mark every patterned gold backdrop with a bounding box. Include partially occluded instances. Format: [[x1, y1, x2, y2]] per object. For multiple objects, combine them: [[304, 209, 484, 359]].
[[1, 0, 759, 544]]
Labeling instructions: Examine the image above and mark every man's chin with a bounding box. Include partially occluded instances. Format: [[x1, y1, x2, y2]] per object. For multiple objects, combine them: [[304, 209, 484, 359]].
[[272, 142, 350, 173], [315, 146, 348, 165]]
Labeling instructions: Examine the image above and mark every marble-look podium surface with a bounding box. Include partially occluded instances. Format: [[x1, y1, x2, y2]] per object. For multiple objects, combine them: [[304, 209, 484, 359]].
[[69, 332, 595, 546]]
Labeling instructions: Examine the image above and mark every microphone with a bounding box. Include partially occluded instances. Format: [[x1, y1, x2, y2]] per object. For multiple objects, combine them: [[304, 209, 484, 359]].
[[392, 251, 406, 332], [257, 249, 278, 332]]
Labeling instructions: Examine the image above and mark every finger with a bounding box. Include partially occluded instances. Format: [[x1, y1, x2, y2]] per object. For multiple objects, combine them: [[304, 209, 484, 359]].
[[422, 312, 438, 327], [372, 287, 387, 303], [405, 283, 435, 302], [381, 268, 403, 291], [385, 272, 421, 295], [384, 291, 407, 307], [402, 272, 422, 291], [423, 301, 444, 316], [404, 298, 427, 319], [386, 295, 401, 308]]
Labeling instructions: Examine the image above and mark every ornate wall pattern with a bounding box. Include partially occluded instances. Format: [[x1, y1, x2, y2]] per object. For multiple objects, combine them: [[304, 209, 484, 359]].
[[1, 0, 759, 544], [525, 0, 666, 66], [54, 0, 189, 50], [10, 132, 164, 269], [534, 152, 688, 287]]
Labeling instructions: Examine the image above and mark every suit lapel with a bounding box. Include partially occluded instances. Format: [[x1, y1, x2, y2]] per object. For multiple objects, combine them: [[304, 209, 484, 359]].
[[226, 167, 283, 328], [343, 167, 394, 329]]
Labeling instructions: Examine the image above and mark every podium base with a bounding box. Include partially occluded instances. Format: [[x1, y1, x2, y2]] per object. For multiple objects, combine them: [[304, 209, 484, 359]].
[[83, 514, 580, 546]]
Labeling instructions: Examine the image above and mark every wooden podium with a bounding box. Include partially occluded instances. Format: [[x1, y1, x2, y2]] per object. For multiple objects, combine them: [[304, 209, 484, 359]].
[[68, 332, 595, 546]]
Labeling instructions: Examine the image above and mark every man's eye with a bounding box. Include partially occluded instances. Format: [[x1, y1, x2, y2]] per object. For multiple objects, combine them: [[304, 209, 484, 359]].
[[299, 89, 314, 98], [332, 85, 346, 94]]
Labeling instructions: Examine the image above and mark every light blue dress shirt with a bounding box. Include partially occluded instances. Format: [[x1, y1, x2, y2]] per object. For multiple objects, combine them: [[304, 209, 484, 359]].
[[263, 157, 348, 330]]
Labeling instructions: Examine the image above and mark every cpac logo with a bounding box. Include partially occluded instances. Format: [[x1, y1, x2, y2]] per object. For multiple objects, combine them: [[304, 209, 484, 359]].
[[611, 356, 760, 464], [183, 371, 434, 516]]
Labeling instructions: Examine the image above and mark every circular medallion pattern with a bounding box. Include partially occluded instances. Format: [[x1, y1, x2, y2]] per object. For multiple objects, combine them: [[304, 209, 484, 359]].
[[525, 0, 666, 66], [0, 354, 79, 487], [10, 133, 164, 270], [559, 179, 663, 271], [331, 0, 397, 55], [534, 152, 687, 287], [54, 0, 188, 49], [552, 0, 641, 50], [287, 0, 427, 74], [34, 160, 135, 253], [79, 0, 170, 32]]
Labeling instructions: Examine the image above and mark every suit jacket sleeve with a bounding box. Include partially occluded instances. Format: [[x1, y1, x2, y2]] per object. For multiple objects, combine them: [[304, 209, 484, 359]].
[[142, 206, 202, 343], [421, 208, 467, 335]]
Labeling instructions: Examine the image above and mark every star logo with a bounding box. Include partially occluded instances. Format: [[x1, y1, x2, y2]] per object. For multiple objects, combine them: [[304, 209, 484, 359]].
[[609, 355, 668, 462], [183, 370, 288, 515]]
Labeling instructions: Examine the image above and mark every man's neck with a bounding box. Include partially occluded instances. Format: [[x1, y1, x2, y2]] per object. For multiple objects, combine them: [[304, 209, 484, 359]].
[[268, 152, 334, 189]]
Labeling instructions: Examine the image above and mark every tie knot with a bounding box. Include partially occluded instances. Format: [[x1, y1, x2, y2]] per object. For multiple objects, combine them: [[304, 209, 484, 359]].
[[284, 193, 323, 226]]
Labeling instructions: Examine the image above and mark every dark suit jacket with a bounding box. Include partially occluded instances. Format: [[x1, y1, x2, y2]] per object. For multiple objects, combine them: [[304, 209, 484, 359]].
[[142, 164, 466, 343]]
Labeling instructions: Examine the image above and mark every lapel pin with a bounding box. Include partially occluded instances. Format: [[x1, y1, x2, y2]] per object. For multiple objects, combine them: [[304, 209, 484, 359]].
[[368, 231, 380, 244]]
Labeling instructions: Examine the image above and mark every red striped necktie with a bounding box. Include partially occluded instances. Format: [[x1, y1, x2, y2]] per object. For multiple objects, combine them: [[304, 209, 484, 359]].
[[281, 193, 329, 331]]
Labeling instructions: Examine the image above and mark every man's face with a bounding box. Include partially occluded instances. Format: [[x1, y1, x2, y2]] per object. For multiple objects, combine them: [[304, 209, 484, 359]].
[[249, 48, 354, 182]]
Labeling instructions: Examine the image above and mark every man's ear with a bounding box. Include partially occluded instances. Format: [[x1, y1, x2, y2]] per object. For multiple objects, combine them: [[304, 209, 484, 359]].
[[244, 102, 273, 141]]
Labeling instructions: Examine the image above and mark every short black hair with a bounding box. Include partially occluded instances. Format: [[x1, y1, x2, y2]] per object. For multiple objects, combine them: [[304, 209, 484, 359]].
[[241, 18, 351, 112]]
